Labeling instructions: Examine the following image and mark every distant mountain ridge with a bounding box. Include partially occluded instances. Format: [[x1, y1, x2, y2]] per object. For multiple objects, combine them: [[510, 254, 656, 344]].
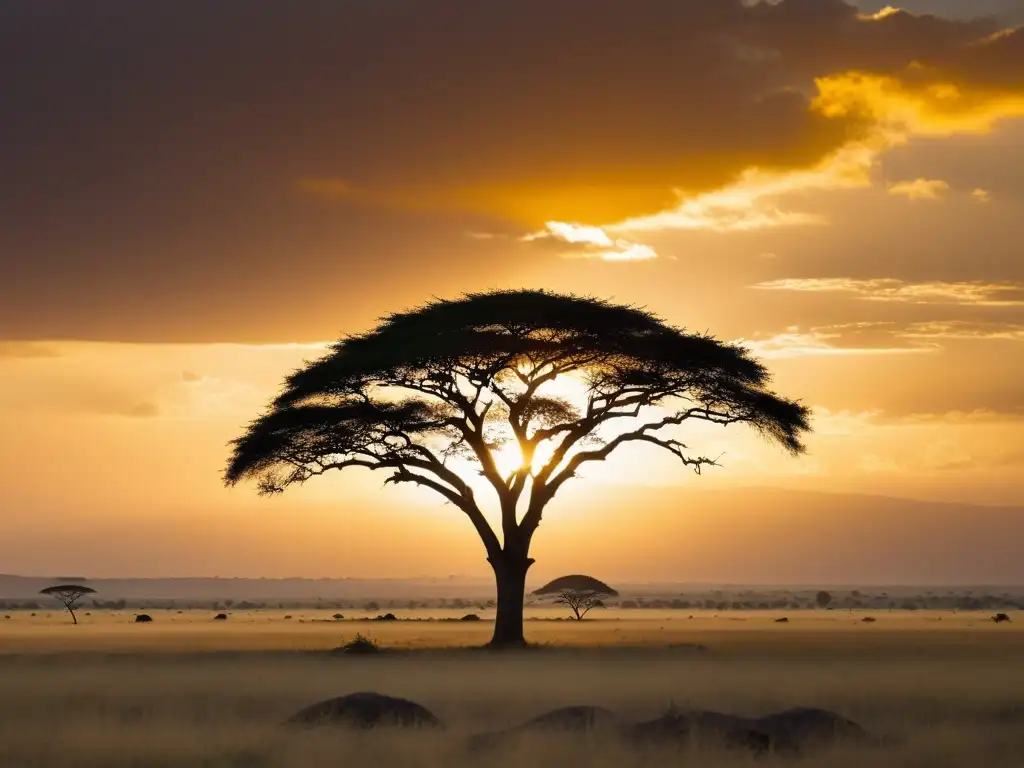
[[0, 574, 495, 601], [3, 487, 1022, 591], [3, 573, 1022, 603]]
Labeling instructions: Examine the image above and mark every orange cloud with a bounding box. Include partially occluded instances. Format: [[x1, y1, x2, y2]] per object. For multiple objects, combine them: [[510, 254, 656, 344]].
[[295, 15, 1024, 240], [520, 222, 659, 261], [737, 319, 1024, 360], [736, 328, 935, 359], [753, 278, 1024, 307], [888, 178, 950, 200]]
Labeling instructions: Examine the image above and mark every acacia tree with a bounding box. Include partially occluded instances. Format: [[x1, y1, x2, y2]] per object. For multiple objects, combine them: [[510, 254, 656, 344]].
[[40, 584, 96, 625], [225, 290, 810, 647], [556, 589, 607, 620]]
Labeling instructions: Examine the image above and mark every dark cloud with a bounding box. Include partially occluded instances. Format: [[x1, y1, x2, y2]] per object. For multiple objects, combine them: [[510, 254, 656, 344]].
[[855, 1, 1024, 27], [0, 1, 1021, 341]]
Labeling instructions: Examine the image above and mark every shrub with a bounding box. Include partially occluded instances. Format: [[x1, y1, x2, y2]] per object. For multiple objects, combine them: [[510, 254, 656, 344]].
[[338, 633, 381, 655]]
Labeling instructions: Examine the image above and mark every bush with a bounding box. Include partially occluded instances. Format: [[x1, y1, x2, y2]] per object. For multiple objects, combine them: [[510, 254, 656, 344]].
[[214, 613, 228, 620], [333, 613, 345, 620], [337, 633, 381, 655], [460, 613, 481, 621], [134, 614, 153, 623]]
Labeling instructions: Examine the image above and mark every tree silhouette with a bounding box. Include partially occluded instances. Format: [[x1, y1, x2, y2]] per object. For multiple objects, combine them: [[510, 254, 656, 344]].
[[225, 290, 810, 647], [816, 590, 832, 609], [555, 589, 607, 620], [40, 584, 96, 625], [533, 574, 618, 597]]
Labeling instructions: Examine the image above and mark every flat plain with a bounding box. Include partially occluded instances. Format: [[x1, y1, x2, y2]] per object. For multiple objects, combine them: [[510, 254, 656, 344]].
[[1, 609, 1021, 767]]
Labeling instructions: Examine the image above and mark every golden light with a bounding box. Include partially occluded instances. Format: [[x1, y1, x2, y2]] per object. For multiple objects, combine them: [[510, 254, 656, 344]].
[[858, 6, 901, 21], [526, 221, 660, 261]]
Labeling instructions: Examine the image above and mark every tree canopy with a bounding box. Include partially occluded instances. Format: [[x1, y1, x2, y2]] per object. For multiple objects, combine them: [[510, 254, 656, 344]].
[[225, 289, 811, 646], [533, 575, 619, 597]]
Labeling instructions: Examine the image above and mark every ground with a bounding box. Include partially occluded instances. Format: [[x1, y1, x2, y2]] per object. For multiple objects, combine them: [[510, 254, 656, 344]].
[[1, 609, 1021, 766]]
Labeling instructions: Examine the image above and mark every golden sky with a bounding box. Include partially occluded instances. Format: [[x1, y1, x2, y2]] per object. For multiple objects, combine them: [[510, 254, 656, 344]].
[[1, 1, 1022, 583]]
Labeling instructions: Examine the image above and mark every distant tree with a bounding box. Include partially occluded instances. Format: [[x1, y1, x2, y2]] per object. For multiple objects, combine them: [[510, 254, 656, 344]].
[[40, 584, 96, 625], [555, 589, 607, 620], [533, 574, 618, 597], [225, 291, 810, 647], [815, 590, 832, 609]]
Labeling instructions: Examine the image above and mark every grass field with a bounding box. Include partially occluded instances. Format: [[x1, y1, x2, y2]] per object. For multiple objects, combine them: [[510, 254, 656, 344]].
[[1, 610, 1021, 766]]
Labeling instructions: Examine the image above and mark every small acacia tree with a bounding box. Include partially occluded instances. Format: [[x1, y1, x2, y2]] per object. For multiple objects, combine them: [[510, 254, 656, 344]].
[[40, 584, 96, 625], [556, 589, 607, 620], [225, 290, 810, 647]]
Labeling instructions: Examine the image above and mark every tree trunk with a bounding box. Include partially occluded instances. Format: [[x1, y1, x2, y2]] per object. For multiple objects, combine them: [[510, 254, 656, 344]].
[[68, 606, 78, 625], [487, 552, 533, 648]]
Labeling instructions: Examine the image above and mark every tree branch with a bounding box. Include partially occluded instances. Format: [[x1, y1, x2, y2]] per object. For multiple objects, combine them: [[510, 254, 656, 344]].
[[384, 467, 501, 556], [523, 408, 735, 533]]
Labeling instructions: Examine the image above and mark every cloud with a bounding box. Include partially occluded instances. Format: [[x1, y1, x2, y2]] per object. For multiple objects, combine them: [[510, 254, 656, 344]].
[[887, 178, 950, 199], [0, 342, 60, 359], [752, 278, 1024, 306], [521, 222, 659, 261], [738, 318, 1024, 358], [736, 325, 935, 358], [3, 1, 1024, 340], [284, 3, 1024, 230], [98, 375, 266, 421], [123, 401, 161, 418], [900, 320, 1024, 341], [971, 187, 991, 202]]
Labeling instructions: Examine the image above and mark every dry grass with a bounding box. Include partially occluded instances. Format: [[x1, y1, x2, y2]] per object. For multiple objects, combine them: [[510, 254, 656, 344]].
[[1, 611, 1022, 766]]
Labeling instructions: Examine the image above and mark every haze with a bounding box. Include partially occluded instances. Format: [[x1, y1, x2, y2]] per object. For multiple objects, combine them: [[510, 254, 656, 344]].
[[1, 0, 1021, 584]]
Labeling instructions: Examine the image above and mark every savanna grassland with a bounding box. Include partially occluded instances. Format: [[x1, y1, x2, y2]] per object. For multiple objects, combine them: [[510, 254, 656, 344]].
[[1, 609, 1022, 767]]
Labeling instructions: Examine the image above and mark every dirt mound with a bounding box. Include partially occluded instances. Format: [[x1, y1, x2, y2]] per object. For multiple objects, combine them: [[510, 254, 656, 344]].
[[467, 705, 622, 751], [285, 692, 443, 729], [520, 705, 621, 732], [750, 707, 871, 755], [629, 708, 771, 755]]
